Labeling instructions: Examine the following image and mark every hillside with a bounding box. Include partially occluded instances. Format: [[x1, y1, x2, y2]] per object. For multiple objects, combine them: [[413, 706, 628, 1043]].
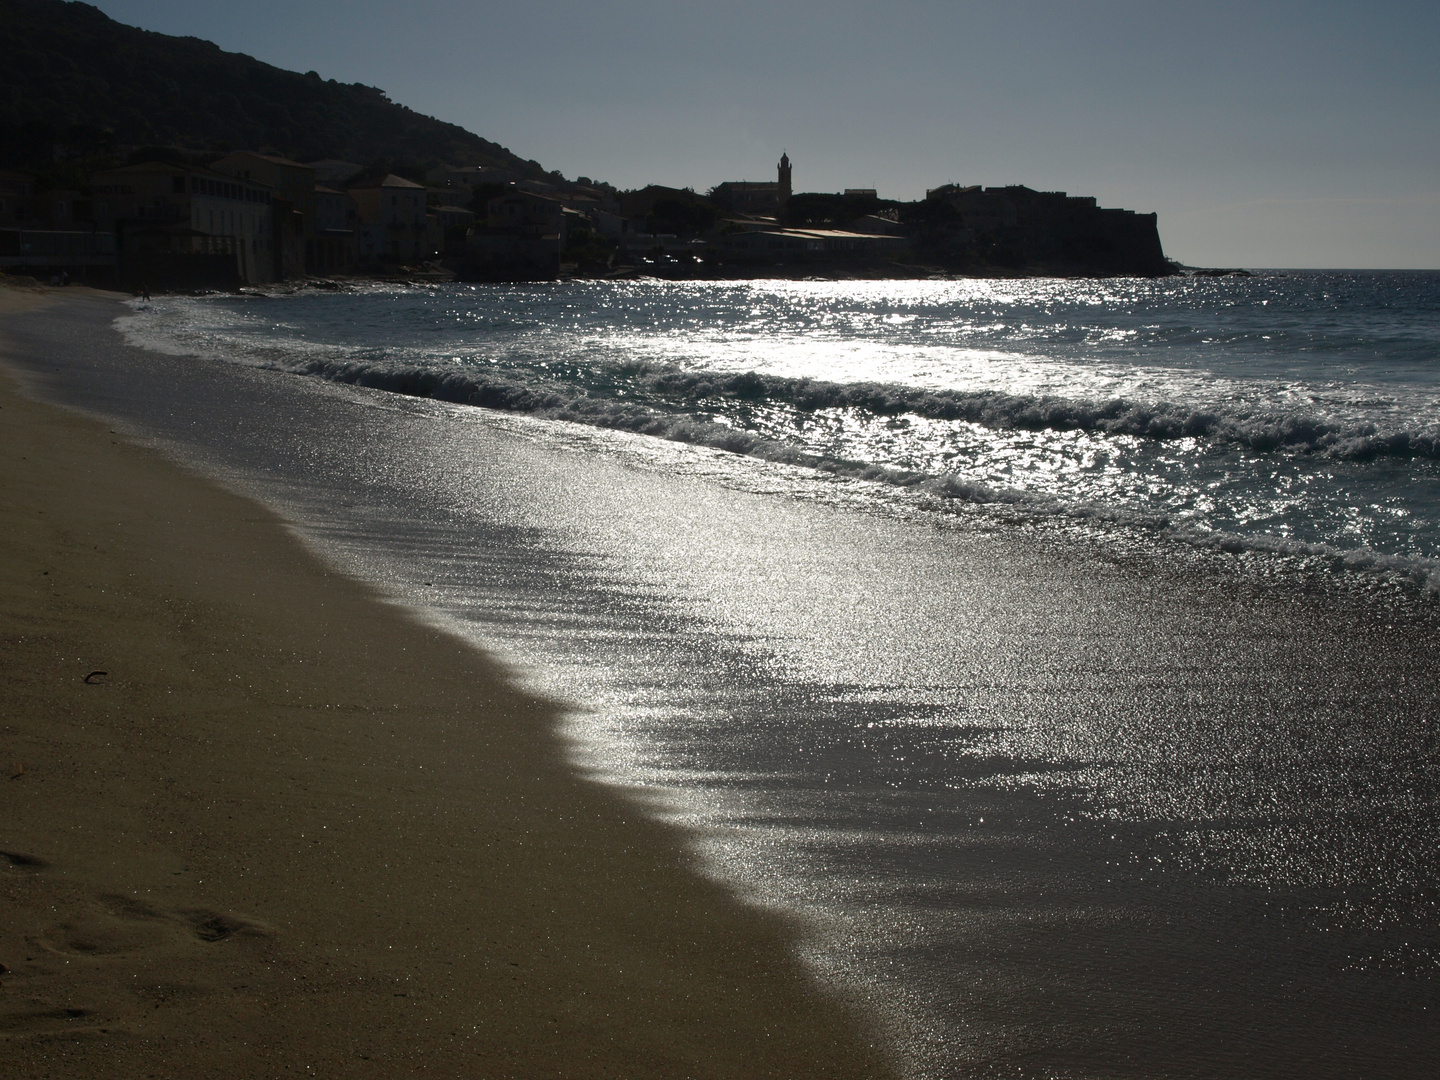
[[0, 0, 548, 177]]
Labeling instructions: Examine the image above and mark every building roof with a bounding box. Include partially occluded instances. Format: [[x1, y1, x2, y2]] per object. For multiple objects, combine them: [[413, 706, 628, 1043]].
[[216, 150, 311, 169], [349, 174, 426, 190], [93, 161, 273, 190], [490, 187, 565, 204], [307, 160, 365, 185], [308, 159, 362, 170], [95, 160, 189, 174], [732, 227, 905, 241]]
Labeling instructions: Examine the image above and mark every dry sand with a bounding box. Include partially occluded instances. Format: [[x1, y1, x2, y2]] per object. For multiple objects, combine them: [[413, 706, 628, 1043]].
[[0, 285, 891, 1078]]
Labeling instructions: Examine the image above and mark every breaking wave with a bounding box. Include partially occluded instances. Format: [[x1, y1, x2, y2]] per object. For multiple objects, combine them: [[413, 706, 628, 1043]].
[[289, 354, 1440, 463], [260, 354, 1440, 593]]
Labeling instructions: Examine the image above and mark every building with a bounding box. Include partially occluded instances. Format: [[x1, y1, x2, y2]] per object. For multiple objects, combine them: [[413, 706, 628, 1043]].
[[0, 172, 115, 282], [921, 184, 1169, 274], [91, 160, 277, 287], [0, 171, 37, 226], [590, 208, 632, 242], [483, 188, 565, 234], [425, 165, 516, 205], [313, 185, 358, 272], [0, 173, 91, 230], [853, 213, 906, 236], [348, 174, 430, 264], [430, 204, 475, 256], [307, 160, 364, 190], [211, 151, 316, 275], [711, 153, 793, 216], [718, 225, 907, 263], [460, 188, 568, 280]]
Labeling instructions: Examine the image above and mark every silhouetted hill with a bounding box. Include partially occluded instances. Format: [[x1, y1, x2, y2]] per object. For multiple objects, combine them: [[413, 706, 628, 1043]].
[[0, 0, 548, 177]]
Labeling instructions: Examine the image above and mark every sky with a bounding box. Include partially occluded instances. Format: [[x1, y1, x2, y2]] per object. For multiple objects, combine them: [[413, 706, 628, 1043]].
[[91, 0, 1440, 268]]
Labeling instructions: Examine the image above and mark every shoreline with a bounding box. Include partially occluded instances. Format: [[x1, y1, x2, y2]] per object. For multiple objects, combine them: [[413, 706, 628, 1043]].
[[7, 281, 1440, 1076], [109, 276, 1440, 608], [0, 285, 891, 1077]]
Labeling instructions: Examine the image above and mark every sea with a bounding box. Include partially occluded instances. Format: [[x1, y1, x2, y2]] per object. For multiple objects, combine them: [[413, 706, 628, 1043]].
[[21, 271, 1440, 1077], [122, 272, 1440, 580]]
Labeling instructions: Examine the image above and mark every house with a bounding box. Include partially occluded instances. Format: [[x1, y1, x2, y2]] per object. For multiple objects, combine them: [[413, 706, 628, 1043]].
[[313, 185, 358, 272], [461, 188, 568, 280], [90, 160, 277, 287], [348, 174, 431, 264], [0, 174, 92, 229], [426, 165, 516, 204], [483, 188, 566, 235], [211, 151, 317, 275], [430, 204, 475, 256], [0, 174, 94, 230], [0, 170, 114, 281], [0, 171, 37, 226], [0, 226, 116, 280], [590, 208, 631, 241], [42, 190, 90, 228]]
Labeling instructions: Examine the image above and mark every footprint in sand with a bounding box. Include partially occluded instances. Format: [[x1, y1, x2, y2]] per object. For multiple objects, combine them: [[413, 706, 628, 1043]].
[[0, 1006, 97, 1037], [0, 849, 49, 870], [5, 861, 272, 1039], [34, 893, 271, 958]]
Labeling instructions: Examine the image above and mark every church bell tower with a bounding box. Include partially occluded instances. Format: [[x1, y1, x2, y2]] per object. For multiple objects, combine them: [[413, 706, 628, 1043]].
[[777, 152, 792, 209]]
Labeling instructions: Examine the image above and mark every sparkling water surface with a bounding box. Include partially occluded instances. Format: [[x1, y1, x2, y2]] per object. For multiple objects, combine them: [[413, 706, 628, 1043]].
[[119, 271, 1440, 576], [15, 278, 1439, 1078]]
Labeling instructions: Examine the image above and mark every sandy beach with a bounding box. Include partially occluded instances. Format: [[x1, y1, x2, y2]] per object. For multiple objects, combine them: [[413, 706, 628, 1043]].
[[0, 284, 891, 1077], [6, 279, 1439, 1078]]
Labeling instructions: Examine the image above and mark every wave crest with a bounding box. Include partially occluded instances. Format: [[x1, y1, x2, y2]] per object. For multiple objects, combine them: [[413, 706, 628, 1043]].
[[641, 369, 1440, 460], [301, 354, 1440, 462]]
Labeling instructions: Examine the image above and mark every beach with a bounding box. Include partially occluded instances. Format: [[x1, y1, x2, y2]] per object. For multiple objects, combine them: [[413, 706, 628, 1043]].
[[3, 280, 1438, 1078], [0, 284, 891, 1077]]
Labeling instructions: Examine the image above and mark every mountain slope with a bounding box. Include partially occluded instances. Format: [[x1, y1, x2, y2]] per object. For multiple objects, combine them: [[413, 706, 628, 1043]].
[[0, 0, 547, 176]]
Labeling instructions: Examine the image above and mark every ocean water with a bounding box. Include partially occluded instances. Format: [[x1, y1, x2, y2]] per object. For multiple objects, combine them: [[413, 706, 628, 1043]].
[[119, 272, 1440, 584], [16, 276, 1440, 1077]]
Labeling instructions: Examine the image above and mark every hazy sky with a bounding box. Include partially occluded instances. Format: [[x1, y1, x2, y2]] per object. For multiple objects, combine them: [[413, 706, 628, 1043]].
[[92, 1, 1439, 268]]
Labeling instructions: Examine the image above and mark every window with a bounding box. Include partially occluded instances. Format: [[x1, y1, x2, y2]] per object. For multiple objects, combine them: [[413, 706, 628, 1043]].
[[173, 175, 186, 194]]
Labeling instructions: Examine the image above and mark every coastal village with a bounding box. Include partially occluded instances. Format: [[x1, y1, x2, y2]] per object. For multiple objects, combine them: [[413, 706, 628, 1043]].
[[1, 0, 1174, 287], [0, 150, 1172, 290]]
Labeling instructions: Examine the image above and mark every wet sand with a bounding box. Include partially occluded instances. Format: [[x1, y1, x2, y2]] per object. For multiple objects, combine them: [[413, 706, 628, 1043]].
[[0, 285, 891, 1077]]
